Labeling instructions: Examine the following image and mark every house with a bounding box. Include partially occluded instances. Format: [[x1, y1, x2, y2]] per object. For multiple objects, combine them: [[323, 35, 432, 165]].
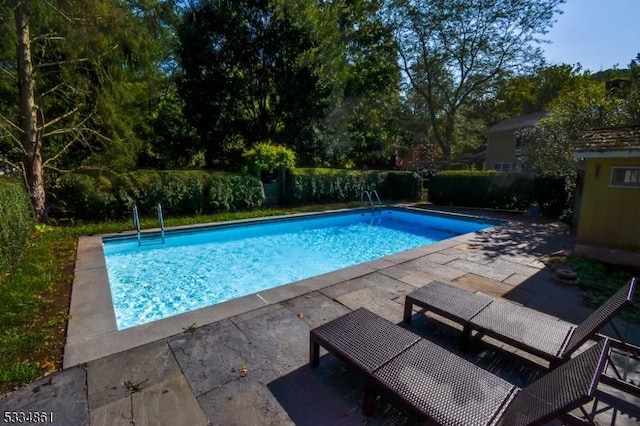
[[572, 125, 640, 266], [484, 112, 545, 172]]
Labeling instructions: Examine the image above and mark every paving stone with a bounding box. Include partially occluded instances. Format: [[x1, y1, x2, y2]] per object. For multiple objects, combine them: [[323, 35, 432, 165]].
[[282, 291, 351, 329], [132, 374, 209, 426], [268, 362, 380, 426], [445, 259, 512, 281], [396, 270, 442, 288], [523, 294, 591, 325], [74, 236, 106, 272], [86, 340, 181, 410], [0, 367, 88, 426], [89, 396, 132, 426], [233, 307, 311, 382], [486, 257, 543, 279], [439, 245, 496, 264], [516, 270, 584, 305], [197, 377, 293, 426], [452, 274, 534, 304], [229, 303, 285, 324], [373, 263, 414, 280], [168, 319, 256, 397], [402, 259, 468, 282], [335, 287, 405, 323], [357, 272, 425, 298], [503, 273, 530, 286], [494, 253, 546, 269], [321, 272, 415, 301], [421, 252, 457, 265]]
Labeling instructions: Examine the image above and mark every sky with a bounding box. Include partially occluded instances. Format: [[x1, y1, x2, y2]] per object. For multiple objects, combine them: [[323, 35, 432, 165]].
[[542, 0, 640, 72]]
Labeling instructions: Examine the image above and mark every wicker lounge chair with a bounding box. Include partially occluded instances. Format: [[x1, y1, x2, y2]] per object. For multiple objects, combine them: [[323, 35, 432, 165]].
[[403, 278, 637, 394], [310, 308, 611, 424], [404, 279, 635, 361]]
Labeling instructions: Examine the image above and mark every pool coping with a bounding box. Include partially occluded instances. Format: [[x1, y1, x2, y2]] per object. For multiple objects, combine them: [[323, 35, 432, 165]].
[[63, 206, 501, 368]]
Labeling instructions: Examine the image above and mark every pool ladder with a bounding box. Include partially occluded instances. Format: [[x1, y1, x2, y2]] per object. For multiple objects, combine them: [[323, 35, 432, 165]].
[[360, 190, 382, 214], [132, 204, 166, 246]]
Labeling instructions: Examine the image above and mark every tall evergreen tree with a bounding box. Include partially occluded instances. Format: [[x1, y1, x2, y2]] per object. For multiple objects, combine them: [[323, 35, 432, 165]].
[[0, 0, 176, 220]]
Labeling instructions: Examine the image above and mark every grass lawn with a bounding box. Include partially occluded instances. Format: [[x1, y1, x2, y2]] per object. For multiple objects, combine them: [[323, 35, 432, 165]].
[[1, 203, 638, 393], [0, 203, 364, 393], [568, 256, 640, 323]]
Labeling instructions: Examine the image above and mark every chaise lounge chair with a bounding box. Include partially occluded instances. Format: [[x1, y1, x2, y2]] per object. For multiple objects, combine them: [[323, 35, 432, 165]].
[[310, 307, 611, 425], [403, 278, 637, 394]]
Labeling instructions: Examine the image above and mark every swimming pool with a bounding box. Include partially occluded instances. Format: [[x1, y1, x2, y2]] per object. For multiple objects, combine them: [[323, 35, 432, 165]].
[[103, 208, 496, 329]]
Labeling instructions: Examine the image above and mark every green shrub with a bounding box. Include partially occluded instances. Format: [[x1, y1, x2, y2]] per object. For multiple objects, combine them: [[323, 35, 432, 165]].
[[285, 168, 421, 205], [0, 177, 35, 275], [379, 171, 422, 200], [244, 142, 296, 177], [53, 170, 264, 220], [55, 173, 121, 220], [427, 171, 568, 215], [229, 174, 265, 210]]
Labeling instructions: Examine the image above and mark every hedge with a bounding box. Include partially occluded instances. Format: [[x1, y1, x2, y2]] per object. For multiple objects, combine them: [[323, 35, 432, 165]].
[[427, 171, 568, 215], [284, 168, 421, 205], [54, 170, 265, 220], [53, 168, 422, 220], [0, 177, 35, 275]]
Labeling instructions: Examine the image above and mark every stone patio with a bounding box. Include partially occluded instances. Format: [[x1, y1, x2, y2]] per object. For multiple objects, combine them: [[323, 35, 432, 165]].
[[1, 208, 639, 425]]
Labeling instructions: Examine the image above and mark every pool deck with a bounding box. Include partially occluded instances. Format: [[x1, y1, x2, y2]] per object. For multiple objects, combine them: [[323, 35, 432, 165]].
[[1, 206, 639, 425]]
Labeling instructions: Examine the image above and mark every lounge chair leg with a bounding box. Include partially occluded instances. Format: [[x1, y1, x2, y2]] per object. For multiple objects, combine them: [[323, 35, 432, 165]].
[[461, 325, 472, 352], [310, 338, 320, 367], [362, 381, 379, 417], [403, 300, 414, 324]]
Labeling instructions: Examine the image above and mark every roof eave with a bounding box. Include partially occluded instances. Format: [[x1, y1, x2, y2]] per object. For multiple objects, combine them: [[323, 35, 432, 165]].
[[572, 149, 640, 159]]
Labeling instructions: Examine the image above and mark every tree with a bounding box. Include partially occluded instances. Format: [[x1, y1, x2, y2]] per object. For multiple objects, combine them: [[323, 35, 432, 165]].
[[327, 0, 402, 168], [177, 0, 331, 168], [517, 56, 640, 176], [2, 1, 47, 221], [493, 64, 579, 120], [0, 0, 176, 221], [391, 0, 565, 161]]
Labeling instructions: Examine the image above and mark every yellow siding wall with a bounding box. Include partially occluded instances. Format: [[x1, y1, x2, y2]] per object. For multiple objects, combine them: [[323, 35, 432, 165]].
[[485, 132, 516, 170], [577, 157, 640, 251]]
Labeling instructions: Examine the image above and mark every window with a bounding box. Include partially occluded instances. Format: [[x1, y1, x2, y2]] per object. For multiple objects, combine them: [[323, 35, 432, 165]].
[[493, 163, 511, 172], [610, 167, 640, 187]]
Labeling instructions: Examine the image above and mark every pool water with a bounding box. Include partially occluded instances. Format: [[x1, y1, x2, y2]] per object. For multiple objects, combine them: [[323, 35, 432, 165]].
[[103, 209, 494, 329]]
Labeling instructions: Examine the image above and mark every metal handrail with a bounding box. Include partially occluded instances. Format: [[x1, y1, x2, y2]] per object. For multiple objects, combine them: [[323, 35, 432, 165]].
[[370, 190, 382, 209], [157, 203, 165, 244], [360, 190, 374, 214], [133, 204, 141, 246], [360, 190, 383, 214]]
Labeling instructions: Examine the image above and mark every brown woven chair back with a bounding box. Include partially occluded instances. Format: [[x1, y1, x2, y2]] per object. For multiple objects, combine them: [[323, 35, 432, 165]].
[[499, 338, 610, 426], [563, 277, 636, 357]]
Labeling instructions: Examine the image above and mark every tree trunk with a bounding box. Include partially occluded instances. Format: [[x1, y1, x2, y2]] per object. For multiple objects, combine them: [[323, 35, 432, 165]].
[[14, 1, 47, 221]]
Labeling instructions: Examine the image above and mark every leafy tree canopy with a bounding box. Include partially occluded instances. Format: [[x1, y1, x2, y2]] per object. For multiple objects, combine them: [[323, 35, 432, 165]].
[[392, 0, 565, 161]]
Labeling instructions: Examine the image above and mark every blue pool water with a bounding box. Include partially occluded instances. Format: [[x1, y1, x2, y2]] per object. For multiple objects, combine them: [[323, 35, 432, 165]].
[[103, 208, 495, 329]]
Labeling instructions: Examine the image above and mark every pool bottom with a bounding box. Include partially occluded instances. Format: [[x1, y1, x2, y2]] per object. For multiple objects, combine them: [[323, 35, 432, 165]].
[[104, 209, 492, 329]]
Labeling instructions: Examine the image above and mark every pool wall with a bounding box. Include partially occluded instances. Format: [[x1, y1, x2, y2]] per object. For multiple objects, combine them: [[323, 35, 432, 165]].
[[64, 206, 501, 368]]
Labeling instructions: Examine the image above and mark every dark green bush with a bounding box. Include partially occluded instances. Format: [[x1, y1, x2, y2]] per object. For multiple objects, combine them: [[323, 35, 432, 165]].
[[427, 171, 568, 215], [284, 168, 421, 205], [54, 170, 264, 220], [0, 177, 35, 275], [378, 171, 422, 200]]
